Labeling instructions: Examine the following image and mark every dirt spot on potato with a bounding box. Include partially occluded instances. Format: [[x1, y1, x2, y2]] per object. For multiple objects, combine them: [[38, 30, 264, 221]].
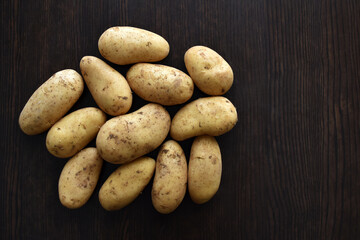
[[107, 133, 118, 140]]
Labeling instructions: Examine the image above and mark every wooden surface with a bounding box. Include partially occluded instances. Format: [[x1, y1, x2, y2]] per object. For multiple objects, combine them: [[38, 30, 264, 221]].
[[1, 0, 360, 239]]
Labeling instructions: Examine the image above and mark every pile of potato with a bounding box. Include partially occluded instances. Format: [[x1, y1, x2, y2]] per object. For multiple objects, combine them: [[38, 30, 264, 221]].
[[19, 26, 237, 213]]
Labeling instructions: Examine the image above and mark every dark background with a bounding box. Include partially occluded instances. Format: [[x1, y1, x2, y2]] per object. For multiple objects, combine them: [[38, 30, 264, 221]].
[[1, 0, 360, 239]]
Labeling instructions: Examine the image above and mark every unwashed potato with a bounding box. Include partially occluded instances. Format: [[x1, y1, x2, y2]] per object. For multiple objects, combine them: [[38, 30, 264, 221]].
[[170, 97, 237, 141], [80, 56, 132, 116], [126, 63, 194, 106], [184, 46, 233, 95], [58, 147, 103, 209], [96, 103, 170, 164], [151, 140, 187, 214], [98, 26, 169, 65], [188, 136, 222, 204], [99, 156, 155, 211], [19, 69, 84, 135], [46, 107, 106, 158]]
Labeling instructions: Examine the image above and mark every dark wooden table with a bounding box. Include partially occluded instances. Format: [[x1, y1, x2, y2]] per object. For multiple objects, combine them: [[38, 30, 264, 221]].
[[1, 0, 359, 239]]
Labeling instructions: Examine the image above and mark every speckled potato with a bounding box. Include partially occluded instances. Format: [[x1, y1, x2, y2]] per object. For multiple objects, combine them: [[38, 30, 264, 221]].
[[170, 97, 237, 141], [126, 63, 194, 106], [96, 103, 170, 164], [58, 148, 103, 209], [151, 140, 187, 214], [99, 156, 155, 211], [98, 26, 170, 65], [80, 56, 132, 116], [19, 69, 84, 135], [184, 46, 233, 95], [188, 136, 222, 204], [46, 107, 106, 158]]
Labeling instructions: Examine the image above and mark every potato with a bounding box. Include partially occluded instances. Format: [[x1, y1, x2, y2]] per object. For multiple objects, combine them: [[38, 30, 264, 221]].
[[98, 26, 169, 65], [99, 156, 155, 211], [188, 136, 222, 204], [126, 63, 194, 106], [19, 69, 84, 135], [58, 148, 103, 209], [151, 140, 187, 214], [46, 107, 106, 158], [170, 97, 237, 141], [184, 46, 233, 95], [96, 103, 170, 164], [80, 56, 132, 116]]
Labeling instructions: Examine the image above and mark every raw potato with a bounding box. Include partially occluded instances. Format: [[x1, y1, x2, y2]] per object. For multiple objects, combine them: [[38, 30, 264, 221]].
[[80, 56, 132, 116], [170, 97, 238, 141], [184, 46, 233, 95], [98, 26, 170, 65], [19, 69, 84, 135], [96, 103, 170, 164], [188, 136, 222, 204], [46, 107, 106, 158], [126, 63, 194, 106], [58, 148, 103, 209], [152, 140, 187, 214], [99, 157, 155, 211]]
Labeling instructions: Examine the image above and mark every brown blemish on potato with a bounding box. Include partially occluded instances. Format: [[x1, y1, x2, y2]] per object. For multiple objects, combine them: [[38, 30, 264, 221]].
[[107, 133, 118, 140], [162, 149, 169, 154], [136, 170, 143, 174]]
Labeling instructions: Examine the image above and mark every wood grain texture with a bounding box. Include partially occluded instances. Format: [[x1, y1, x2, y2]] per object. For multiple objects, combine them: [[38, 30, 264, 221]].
[[1, 0, 360, 239]]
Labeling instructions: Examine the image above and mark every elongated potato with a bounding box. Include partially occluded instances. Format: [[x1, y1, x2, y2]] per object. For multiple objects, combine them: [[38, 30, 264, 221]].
[[152, 140, 187, 214], [58, 148, 103, 209], [46, 107, 106, 158], [126, 63, 194, 105], [19, 69, 84, 135], [98, 26, 169, 65], [99, 157, 155, 211], [96, 103, 170, 164], [188, 136, 222, 204], [170, 97, 237, 141], [184, 46, 233, 95], [80, 56, 132, 116]]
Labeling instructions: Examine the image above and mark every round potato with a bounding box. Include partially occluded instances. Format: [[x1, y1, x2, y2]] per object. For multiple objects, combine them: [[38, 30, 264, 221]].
[[96, 103, 170, 164], [170, 97, 237, 141], [46, 107, 106, 158], [19, 69, 84, 135], [80, 56, 132, 116], [151, 140, 187, 214], [184, 46, 233, 95], [99, 156, 155, 211], [58, 148, 103, 209], [188, 136, 222, 204], [126, 63, 194, 106], [98, 26, 169, 65]]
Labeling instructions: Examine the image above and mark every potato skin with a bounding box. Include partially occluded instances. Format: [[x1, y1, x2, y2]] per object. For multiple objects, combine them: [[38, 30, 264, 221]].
[[58, 148, 103, 209], [184, 46, 233, 95], [80, 56, 132, 116], [152, 140, 187, 214], [170, 97, 238, 141], [98, 26, 170, 65], [19, 69, 84, 135], [46, 107, 106, 158], [188, 136, 222, 204], [96, 103, 171, 164], [99, 157, 155, 211], [126, 63, 194, 106]]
